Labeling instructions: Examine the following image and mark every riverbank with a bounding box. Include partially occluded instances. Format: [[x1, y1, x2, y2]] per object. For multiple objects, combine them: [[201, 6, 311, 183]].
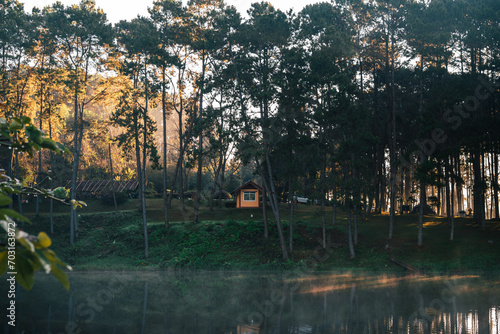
[[22, 199, 500, 274]]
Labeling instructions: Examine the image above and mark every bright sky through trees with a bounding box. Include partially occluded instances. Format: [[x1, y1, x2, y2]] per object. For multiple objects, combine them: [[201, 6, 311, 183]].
[[21, 0, 319, 23]]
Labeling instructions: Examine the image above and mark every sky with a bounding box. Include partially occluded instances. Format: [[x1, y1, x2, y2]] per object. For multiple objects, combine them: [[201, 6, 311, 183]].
[[20, 0, 320, 23]]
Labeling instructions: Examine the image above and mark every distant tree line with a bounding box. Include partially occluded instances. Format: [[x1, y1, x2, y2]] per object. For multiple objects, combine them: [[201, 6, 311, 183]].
[[1, 0, 499, 259]]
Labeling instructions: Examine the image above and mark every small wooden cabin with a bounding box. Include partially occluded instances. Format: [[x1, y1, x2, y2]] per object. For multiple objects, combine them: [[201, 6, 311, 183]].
[[233, 181, 262, 209]]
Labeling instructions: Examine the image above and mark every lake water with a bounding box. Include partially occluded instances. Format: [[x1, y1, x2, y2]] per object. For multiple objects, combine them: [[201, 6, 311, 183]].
[[1, 271, 499, 333]]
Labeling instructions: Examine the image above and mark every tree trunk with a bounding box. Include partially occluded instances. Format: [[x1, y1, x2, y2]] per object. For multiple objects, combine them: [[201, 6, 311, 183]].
[[209, 157, 223, 212], [178, 111, 185, 213], [489, 153, 494, 220], [332, 178, 337, 225], [49, 109, 54, 234], [418, 180, 426, 246], [445, 160, 451, 221], [495, 152, 499, 219], [347, 206, 355, 259], [173, 67, 186, 213], [142, 64, 149, 258], [354, 204, 358, 246], [260, 156, 288, 260], [262, 178, 268, 239], [472, 150, 485, 230], [108, 142, 118, 212], [162, 65, 169, 228], [7, 138, 13, 211], [15, 153, 22, 217], [139, 142, 148, 259], [456, 154, 463, 212], [320, 158, 327, 249], [288, 177, 294, 253], [404, 165, 412, 209], [70, 81, 79, 245], [218, 159, 226, 209], [193, 50, 206, 224], [450, 157, 455, 241], [388, 28, 397, 239], [36, 89, 43, 218]]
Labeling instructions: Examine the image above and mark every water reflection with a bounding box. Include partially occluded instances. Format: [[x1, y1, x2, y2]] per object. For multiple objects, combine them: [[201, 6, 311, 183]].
[[1, 272, 499, 333]]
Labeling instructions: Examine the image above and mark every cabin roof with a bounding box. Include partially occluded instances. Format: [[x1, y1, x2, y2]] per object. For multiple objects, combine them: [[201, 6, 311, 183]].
[[232, 180, 262, 194], [66, 179, 139, 193]]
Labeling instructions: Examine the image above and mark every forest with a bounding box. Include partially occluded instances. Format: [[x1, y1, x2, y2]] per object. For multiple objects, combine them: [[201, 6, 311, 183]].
[[1, 0, 499, 263]]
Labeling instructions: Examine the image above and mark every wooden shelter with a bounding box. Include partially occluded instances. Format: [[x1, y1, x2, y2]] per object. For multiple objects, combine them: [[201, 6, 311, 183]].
[[66, 179, 139, 197], [233, 181, 262, 209]]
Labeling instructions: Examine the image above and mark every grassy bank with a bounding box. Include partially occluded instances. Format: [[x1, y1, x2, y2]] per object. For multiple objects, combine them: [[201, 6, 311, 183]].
[[22, 198, 500, 273]]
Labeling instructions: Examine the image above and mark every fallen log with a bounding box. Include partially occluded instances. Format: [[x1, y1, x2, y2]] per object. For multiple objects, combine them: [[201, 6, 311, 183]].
[[388, 255, 424, 274]]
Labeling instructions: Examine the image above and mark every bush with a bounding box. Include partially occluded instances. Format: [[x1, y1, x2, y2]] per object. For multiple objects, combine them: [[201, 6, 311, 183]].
[[101, 192, 128, 206]]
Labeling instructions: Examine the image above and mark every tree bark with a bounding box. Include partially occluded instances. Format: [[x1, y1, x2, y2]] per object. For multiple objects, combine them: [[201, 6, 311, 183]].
[[347, 206, 355, 259], [331, 179, 337, 225], [142, 62, 149, 258], [262, 178, 268, 239], [70, 77, 79, 245], [208, 157, 223, 212], [472, 149, 485, 230], [259, 156, 288, 260], [36, 85, 43, 218], [388, 26, 397, 239], [445, 160, 451, 221], [108, 142, 118, 212], [288, 177, 294, 253], [320, 158, 327, 249], [49, 107, 54, 234], [194, 49, 206, 224], [162, 65, 169, 228], [450, 157, 455, 241], [418, 180, 426, 246], [495, 152, 499, 219]]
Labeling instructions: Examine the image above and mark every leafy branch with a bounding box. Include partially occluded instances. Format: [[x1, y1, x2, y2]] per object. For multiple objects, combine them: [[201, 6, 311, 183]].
[[0, 100, 80, 290]]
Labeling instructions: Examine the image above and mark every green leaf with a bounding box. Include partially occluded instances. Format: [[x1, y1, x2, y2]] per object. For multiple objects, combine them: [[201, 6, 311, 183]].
[[9, 119, 23, 131], [20, 116, 31, 124], [40, 138, 59, 151], [15, 254, 35, 290], [0, 194, 13, 207], [17, 236, 35, 253], [53, 187, 68, 199], [0, 209, 30, 223], [25, 124, 43, 144], [42, 249, 71, 269], [50, 265, 70, 291], [0, 130, 11, 139], [0, 251, 7, 277]]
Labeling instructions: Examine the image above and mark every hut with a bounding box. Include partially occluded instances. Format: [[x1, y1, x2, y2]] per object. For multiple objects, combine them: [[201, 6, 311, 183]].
[[233, 181, 262, 209], [66, 179, 139, 198]]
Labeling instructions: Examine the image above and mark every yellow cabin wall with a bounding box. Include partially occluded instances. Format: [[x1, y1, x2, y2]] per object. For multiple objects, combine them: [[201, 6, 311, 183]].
[[237, 189, 260, 208]]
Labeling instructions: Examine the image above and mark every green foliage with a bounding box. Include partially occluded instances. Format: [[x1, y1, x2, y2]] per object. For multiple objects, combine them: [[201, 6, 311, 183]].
[[0, 102, 74, 290], [0, 115, 70, 157], [53, 187, 69, 199], [0, 194, 72, 290]]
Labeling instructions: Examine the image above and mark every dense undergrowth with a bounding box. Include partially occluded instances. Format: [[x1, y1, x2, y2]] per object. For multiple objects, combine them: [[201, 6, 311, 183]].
[[23, 205, 500, 274]]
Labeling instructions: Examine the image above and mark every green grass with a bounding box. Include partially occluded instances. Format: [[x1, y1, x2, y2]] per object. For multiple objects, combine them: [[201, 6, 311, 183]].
[[20, 199, 500, 273]]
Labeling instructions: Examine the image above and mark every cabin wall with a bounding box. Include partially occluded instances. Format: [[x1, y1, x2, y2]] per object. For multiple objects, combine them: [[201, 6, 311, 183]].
[[237, 189, 260, 208]]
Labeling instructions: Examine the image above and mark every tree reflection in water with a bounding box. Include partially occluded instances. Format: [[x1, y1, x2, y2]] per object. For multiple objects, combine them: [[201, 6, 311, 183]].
[[3, 272, 500, 333]]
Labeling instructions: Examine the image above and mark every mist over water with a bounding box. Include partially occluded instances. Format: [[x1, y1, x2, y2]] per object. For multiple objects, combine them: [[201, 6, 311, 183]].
[[2, 271, 499, 333]]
